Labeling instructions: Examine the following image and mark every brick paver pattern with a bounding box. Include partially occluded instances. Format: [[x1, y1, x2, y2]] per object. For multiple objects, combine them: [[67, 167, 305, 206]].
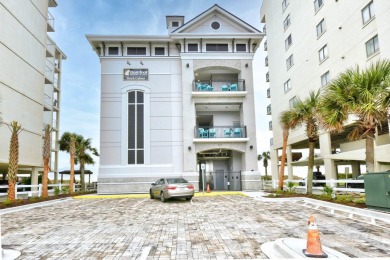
[[1, 195, 390, 259]]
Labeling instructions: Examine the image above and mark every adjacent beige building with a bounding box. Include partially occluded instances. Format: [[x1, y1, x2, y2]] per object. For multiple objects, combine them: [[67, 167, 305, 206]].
[[0, 0, 66, 183], [261, 0, 390, 180]]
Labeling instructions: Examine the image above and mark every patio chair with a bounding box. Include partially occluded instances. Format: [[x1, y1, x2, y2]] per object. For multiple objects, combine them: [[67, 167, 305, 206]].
[[204, 84, 213, 91], [199, 128, 208, 138], [208, 128, 216, 138], [230, 83, 238, 91], [221, 85, 229, 91], [233, 128, 242, 137], [223, 128, 232, 137]]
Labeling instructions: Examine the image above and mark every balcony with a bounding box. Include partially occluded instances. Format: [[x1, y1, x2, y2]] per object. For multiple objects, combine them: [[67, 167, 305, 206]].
[[46, 37, 55, 57], [49, 0, 58, 7], [267, 88, 270, 98], [265, 56, 268, 67], [267, 104, 271, 115], [193, 79, 245, 92], [266, 72, 269, 82], [264, 40, 267, 51], [47, 11, 54, 32], [44, 94, 52, 111], [194, 126, 247, 139], [263, 25, 266, 35]]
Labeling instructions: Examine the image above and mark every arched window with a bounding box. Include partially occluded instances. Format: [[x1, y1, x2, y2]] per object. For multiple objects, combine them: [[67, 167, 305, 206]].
[[128, 91, 144, 164]]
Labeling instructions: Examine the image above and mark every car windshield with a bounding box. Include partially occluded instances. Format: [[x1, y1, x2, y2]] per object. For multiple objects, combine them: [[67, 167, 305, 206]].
[[167, 178, 188, 184]]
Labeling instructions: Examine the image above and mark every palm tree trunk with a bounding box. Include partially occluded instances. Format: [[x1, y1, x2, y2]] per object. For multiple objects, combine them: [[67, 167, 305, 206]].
[[264, 166, 268, 177], [307, 141, 315, 195], [80, 160, 85, 192], [42, 158, 49, 197], [69, 155, 74, 193], [279, 130, 289, 190], [366, 130, 375, 173], [7, 122, 21, 202]]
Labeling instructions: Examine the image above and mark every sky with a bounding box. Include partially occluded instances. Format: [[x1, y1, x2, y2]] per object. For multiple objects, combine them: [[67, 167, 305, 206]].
[[49, 0, 272, 181]]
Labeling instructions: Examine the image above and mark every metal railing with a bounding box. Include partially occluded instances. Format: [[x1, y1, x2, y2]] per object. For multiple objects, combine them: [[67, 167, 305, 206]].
[[192, 79, 245, 92], [195, 126, 247, 138]]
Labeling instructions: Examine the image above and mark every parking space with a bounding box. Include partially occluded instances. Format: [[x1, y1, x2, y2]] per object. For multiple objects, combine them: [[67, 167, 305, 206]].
[[1, 195, 390, 259]]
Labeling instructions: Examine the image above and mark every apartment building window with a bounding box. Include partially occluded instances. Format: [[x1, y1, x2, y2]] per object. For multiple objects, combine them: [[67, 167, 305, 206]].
[[286, 54, 294, 70], [108, 47, 119, 55], [206, 44, 228, 52], [318, 45, 328, 62], [127, 47, 147, 55], [285, 34, 292, 50], [314, 0, 324, 12], [155, 47, 165, 55], [236, 44, 247, 52], [188, 44, 198, 52], [321, 71, 330, 87], [316, 19, 326, 38], [289, 96, 298, 108], [282, 0, 290, 12], [283, 14, 291, 31], [362, 1, 375, 25], [366, 35, 379, 57], [264, 40, 268, 51], [128, 91, 144, 165], [284, 79, 292, 93]]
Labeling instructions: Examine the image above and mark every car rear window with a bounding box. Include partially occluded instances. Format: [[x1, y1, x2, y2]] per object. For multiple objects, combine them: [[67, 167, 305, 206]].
[[167, 178, 188, 184]]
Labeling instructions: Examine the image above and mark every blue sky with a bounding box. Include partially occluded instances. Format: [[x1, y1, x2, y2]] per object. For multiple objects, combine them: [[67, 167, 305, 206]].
[[49, 0, 270, 180]]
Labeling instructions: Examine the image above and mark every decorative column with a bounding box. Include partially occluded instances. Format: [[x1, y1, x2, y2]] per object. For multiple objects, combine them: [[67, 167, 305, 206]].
[[287, 145, 293, 180], [31, 167, 39, 194], [319, 132, 337, 179], [270, 148, 279, 180]]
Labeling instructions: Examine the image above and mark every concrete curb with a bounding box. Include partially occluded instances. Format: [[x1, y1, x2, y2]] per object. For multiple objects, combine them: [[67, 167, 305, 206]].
[[0, 197, 72, 215]]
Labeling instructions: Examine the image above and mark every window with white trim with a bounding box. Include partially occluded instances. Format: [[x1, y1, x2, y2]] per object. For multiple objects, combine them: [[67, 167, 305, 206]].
[[188, 44, 198, 52], [314, 0, 324, 12], [127, 47, 146, 55], [154, 47, 165, 55], [108, 47, 119, 55], [318, 45, 328, 62], [284, 79, 292, 93], [285, 34, 292, 50], [128, 91, 144, 164], [321, 71, 330, 87], [362, 1, 375, 25], [206, 44, 228, 52], [236, 44, 247, 52], [286, 54, 294, 70], [289, 96, 297, 108], [316, 19, 326, 38], [365, 35, 379, 57], [283, 14, 291, 31]]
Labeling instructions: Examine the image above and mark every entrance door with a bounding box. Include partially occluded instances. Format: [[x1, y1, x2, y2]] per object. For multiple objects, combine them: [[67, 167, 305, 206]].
[[214, 170, 227, 190], [228, 171, 241, 191]]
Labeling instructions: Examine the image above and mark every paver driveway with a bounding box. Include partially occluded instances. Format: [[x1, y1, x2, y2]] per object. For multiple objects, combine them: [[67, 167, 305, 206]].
[[1, 194, 390, 259]]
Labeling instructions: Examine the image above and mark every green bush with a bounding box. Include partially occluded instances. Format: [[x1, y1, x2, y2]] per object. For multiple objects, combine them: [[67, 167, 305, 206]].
[[286, 181, 296, 193], [54, 187, 60, 196], [322, 185, 334, 196], [3, 199, 11, 205]]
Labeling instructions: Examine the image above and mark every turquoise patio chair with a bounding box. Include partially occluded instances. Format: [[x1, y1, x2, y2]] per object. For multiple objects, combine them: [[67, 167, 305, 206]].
[[221, 85, 229, 91], [230, 83, 238, 91], [199, 128, 208, 138], [208, 128, 216, 138], [233, 128, 242, 137], [223, 128, 232, 137]]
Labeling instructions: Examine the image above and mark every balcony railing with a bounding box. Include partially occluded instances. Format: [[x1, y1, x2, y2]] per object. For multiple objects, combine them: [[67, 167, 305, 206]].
[[266, 72, 269, 82], [193, 79, 245, 92], [267, 104, 271, 115], [47, 11, 55, 32], [267, 88, 270, 98], [195, 126, 247, 139], [46, 37, 55, 57], [269, 121, 273, 131]]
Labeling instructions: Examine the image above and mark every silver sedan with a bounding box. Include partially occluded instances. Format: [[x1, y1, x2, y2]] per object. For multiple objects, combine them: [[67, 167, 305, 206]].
[[149, 178, 194, 202]]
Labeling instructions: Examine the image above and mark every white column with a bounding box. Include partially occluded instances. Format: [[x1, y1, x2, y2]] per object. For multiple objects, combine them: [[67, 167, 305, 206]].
[[351, 161, 360, 178], [270, 148, 279, 180], [287, 145, 293, 180], [319, 132, 337, 179]]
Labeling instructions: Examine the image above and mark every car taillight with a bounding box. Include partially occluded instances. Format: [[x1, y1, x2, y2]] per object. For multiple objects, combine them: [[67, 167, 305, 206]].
[[167, 185, 176, 190], [187, 185, 194, 189]]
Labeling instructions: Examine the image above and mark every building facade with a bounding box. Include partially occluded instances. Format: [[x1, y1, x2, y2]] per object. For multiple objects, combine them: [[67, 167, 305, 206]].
[[261, 0, 390, 180], [87, 5, 263, 194], [0, 0, 66, 183]]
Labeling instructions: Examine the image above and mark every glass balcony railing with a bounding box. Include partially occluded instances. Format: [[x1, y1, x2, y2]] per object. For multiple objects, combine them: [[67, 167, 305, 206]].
[[195, 126, 247, 139], [47, 11, 55, 32], [192, 79, 245, 92]]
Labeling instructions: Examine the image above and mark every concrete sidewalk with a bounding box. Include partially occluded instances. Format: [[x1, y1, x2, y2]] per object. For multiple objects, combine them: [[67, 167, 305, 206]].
[[1, 193, 390, 259]]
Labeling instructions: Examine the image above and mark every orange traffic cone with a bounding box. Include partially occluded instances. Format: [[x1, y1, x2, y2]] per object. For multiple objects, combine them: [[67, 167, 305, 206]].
[[206, 184, 211, 193], [303, 215, 328, 258]]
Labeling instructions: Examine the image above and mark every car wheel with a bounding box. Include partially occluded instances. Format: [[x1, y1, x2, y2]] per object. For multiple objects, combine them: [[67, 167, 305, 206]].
[[186, 197, 192, 201], [160, 192, 166, 202], [149, 190, 154, 199], [347, 184, 352, 188]]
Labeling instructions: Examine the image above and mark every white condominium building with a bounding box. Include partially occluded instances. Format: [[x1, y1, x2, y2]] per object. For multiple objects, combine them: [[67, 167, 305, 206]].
[[261, 0, 390, 180], [87, 5, 263, 194], [0, 0, 66, 183]]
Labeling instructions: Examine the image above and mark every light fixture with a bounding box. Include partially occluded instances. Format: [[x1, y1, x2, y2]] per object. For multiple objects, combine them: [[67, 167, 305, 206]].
[[250, 145, 253, 150], [245, 63, 248, 68], [188, 146, 191, 151], [140, 61, 143, 65], [186, 63, 189, 68], [127, 60, 131, 65]]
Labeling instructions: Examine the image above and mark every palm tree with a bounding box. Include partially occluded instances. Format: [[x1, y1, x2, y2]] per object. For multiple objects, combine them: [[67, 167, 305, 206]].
[[76, 136, 99, 191], [321, 60, 390, 172], [288, 90, 322, 194], [42, 125, 52, 198], [59, 132, 78, 193], [278, 109, 299, 190], [258, 151, 271, 177], [7, 121, 22, 201]]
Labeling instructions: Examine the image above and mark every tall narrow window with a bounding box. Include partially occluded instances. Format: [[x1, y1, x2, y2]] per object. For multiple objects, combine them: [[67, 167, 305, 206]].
[[282, 0, 290, 12], [362, 1, 375, 24], [318, 45, 328, 62], [128, 91, 144, 164], [316, 19, 326, 38], [284, 79, 292, 93], [289, 96, 297, 108], [321, 71, 330, 87], [314, 0, 324, 12], [286, 54, 294, 70], [283, 14, 291, 31], [285, 34, 292, 50], [365, 35, 379, 57]]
